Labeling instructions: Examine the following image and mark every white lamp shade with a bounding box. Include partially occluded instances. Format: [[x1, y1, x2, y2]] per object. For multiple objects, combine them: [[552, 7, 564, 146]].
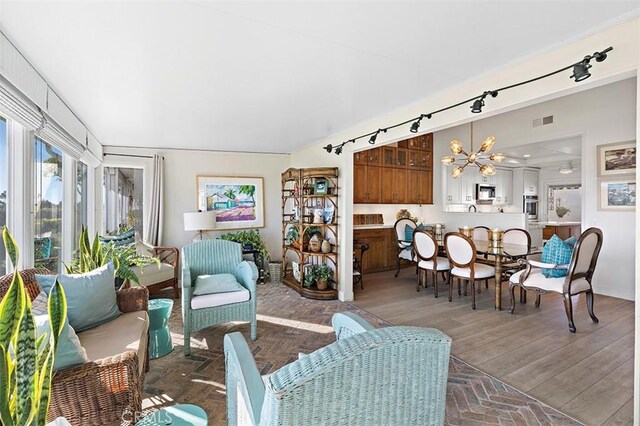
[[184, 211, 216, 231]]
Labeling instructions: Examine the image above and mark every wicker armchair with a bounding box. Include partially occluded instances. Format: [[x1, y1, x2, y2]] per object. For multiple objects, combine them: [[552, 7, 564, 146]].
[[0, 268, 149, 425], [182, 239, 258, 355], [224, 312, 451, 426]]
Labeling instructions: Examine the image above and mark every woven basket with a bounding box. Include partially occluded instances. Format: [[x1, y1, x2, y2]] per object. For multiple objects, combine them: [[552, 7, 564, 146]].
[[268, 263, 283, 282]]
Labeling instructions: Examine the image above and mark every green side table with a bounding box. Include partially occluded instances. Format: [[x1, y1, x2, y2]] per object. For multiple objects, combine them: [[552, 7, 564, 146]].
[[148, 299, 173, 359], [136, 404, 207, 425]]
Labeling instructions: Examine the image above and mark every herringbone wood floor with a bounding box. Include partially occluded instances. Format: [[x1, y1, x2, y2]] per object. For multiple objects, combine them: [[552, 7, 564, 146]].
[[352, 269, 635, 425], [143, 283, 586, 425]]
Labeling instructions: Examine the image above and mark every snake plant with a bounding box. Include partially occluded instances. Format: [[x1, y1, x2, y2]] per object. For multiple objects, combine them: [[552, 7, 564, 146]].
[[0, 227, 67, 426]]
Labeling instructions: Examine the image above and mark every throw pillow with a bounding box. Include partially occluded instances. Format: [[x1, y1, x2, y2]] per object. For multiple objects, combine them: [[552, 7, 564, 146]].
[[36, 263, 121, 332], [541, 235, 574, 278], [194, 273, 244, 295], [564, 236, 577, 249], [31, 291, 89, 371], [404, 224, 425, 244]]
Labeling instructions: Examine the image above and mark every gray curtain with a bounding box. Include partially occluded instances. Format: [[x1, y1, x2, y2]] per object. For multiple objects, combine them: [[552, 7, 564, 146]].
[[145, 154, 164, 245]]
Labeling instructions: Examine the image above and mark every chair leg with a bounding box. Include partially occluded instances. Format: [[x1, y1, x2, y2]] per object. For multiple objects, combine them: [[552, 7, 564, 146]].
[[508, 283, 517, 314], [184, 328, 191, 356], [485, 279, 489, 289], [457, 278, 461, 296], [463, 280, 468, 296], [433, 270, 439, 298], [586, 290, 599, 323], [395, 254, 401, 277], [251, 319, 257, 341], [471, 278, 476, 310], [535, 293, 541, 308], [448, 273, 453, 302], [563, 294, 577, 333], [519, 287, 525, 304], [441, 271, 447, 282], [416, 269, 422, 292]]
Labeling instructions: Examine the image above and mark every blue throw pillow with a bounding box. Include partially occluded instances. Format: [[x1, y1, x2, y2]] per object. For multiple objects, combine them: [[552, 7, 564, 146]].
[[541, 235, 574, 278], [31, 291, 89, 370], [564, 236, 577, 248], [404, 224, 425, 243], [194, 273, 243, 295], [36, 263, 121, 332]]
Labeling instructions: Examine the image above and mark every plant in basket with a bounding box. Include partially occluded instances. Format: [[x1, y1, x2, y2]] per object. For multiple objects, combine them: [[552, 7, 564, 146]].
[[313, 264, 333, 290]]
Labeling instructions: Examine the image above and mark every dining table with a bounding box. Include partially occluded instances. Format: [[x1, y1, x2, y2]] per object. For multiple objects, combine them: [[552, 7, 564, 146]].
[[401, 237, 541, 310]]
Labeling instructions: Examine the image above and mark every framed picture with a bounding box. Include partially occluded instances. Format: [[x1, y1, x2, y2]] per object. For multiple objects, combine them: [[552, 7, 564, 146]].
[[196, 176, 265, 229], [597, 141, 636, 177], [598, 178, 636, 211], [314, 178, 328, 195]]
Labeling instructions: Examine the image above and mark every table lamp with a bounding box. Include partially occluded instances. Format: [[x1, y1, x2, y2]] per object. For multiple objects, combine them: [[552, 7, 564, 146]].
[[184, 211, 216, 241]]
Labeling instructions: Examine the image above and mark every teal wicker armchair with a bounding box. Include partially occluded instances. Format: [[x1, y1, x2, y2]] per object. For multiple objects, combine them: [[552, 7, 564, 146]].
[[182, 239, 258, 355], [224, 312, 451, 426]]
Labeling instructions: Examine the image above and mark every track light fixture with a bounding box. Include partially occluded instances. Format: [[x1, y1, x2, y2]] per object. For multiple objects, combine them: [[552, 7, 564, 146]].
[[325, 46, 612, 155]]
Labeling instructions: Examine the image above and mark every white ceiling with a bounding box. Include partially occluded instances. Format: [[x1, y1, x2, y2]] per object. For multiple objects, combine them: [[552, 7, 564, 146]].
[[501, 136, 582, 169], [0, 1, 638, 153]]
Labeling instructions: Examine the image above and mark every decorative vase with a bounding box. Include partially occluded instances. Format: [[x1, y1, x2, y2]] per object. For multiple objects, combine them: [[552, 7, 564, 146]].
[[313, 209, 324, 224], [316, 279, 328, 290], [309, 234, 321, 252], [321, 239, 331, 253]]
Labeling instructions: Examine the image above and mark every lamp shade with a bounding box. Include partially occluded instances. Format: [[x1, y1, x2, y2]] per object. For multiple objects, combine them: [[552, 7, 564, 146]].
[[184, 211, 216, 231]]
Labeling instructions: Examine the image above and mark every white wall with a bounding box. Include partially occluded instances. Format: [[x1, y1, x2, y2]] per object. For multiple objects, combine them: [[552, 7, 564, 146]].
[[101, 147, 290, 262]]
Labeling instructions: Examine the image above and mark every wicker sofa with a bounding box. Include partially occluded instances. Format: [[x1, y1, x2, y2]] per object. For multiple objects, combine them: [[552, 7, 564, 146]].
[[0, 268, 149, 425]]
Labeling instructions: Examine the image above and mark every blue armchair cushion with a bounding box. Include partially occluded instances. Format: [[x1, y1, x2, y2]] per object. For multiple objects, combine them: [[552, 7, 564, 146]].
[[31, 291, 89, 371], [541, 235, 574, 278], [194, 273, 244, 295], [36, 263, 121, 332]]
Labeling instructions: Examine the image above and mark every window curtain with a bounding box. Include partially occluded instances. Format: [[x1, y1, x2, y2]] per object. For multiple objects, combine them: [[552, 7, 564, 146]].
[[145, 154, 164, 246]]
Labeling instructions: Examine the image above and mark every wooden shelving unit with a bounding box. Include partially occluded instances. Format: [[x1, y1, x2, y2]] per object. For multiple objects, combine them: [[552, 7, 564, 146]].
[[281, 167, 338, 300]]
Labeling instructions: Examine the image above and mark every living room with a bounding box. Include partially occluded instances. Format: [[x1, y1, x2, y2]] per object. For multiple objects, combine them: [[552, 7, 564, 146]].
[[0, 2, 639, 425]]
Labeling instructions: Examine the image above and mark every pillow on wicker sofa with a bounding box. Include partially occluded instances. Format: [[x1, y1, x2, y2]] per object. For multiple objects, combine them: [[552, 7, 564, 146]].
[[32, 291, 89, 371], [36, 263, 121, 332]]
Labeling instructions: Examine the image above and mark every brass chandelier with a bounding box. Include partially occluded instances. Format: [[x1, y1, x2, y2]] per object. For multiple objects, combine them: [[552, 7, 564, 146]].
[[440, 122, 505, 178]]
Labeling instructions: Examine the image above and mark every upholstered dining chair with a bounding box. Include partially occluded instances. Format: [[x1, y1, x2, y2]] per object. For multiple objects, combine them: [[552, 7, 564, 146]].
[[502, 228, 532, 301], [413, 230, 449, 297], [509, 227, 603, 333], [182, 239, 258, 355], [444, 232, 495, 309], [224, 312, 451, 426], [472, 226, 490, 241], [394, 218, 417, 277]]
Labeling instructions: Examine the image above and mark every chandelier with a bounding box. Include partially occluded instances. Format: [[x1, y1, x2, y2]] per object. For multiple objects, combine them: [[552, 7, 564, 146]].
[[440, 122, 505, 178]]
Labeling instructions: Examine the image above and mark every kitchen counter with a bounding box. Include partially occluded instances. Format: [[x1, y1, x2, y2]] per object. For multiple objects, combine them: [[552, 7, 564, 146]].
[[353, 224, 393, 229], [537, 221, 581, 226]]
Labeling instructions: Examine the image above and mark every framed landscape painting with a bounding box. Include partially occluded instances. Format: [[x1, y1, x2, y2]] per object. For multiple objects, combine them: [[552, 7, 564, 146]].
[[196, 176, 265, 229], [597, 141, 636, 177], [598, 178, 636, 211]]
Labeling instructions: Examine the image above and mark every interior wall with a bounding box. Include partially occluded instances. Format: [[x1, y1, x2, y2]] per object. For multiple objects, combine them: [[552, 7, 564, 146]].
[[102, 147, 290, 261]]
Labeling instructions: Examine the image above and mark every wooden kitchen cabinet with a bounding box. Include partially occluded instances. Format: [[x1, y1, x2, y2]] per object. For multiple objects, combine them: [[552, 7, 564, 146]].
[[354, 228, 403, 273], [354, 134, 433, 204], [543, 225, 581, 241]]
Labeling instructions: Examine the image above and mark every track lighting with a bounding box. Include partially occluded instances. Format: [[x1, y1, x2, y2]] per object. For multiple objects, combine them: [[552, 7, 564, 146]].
[[570, 58, 592, 82], [323, 46, 613, 155]]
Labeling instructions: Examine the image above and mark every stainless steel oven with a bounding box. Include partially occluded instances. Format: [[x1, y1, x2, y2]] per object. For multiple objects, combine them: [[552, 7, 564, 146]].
[[523, 195, 539, 221]]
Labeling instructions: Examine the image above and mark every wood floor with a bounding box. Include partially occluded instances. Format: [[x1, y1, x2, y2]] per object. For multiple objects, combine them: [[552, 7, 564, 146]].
[[352, 269, 635, 425]]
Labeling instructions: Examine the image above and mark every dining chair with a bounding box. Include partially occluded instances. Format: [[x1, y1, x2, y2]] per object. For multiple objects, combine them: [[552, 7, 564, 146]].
[[394, 218, 417, 277], [502, 228, 532, 301], [472, 226, 490, 241], [444, 232, 495, 310], [413, 230, 449, 297], [509, 227, 603, 333]]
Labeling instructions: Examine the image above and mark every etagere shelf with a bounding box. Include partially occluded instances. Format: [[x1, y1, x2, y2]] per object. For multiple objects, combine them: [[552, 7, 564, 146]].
[[281, 167, 338, 300]]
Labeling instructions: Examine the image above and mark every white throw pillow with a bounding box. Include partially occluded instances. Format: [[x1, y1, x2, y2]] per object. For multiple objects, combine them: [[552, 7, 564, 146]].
[[194, 273, 244, 295]]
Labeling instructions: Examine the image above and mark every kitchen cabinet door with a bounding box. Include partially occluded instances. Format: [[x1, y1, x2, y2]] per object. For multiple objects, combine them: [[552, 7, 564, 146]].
[[394, 168, 408, 203], [354, 229, 389, 273], [420, 170, 433, 204], [367, 147, 381, 165], [366, 165, 382, 203], [524, 169, 538, 195], [445, 171, 462, 204], [380, 167, 408, 203], [382, 146, 396, 168], [354, 164, 367, 203]]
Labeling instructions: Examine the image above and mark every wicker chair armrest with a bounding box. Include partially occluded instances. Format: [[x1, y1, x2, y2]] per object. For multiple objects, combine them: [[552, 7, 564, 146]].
[[224, 332, 265, 426], [331, 312, 375, 340], [49, 351, 142, 423], [235, 261, 258, 292], [153, 246, 179, 268], [117, 287, 149, 313]]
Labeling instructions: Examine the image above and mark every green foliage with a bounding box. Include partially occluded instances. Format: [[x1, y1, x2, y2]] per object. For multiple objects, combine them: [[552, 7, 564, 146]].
[[220, 229, 270, 261], [303, 267, 315, 288], [65, 226, 159, 287], [285, 225, 300, 246], [304, 226, 321, 239], [224, 188, 236, 201], [0, 226, 67, 426], [314, 264, 333, 281]]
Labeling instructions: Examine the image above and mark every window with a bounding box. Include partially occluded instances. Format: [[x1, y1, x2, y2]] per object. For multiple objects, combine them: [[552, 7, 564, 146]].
[[75, 161, 88, 245], [0, 116, 7, 274], [34, 139, 63, 272], [103, 167, 143, 238]]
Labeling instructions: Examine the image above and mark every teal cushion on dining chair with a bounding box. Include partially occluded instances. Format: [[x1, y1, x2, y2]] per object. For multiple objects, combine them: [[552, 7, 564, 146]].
[[541, 235, 574, 278], [404, 224, 425, 244]]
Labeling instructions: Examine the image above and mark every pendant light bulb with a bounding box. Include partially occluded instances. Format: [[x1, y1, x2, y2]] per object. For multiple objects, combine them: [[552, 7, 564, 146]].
[[441, 156, 455, 166], [489, 152, 505, 163], [452, 165, 464, 178], [450, 140, 464, 155], [478, 136, 496, 153], [479, 163, 497, 176]]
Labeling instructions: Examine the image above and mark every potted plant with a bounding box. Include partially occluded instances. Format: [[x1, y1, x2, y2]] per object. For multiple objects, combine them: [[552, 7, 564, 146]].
[[313, 264, 333, 290], [0, 227, 67, 426], [285, 225, 301, 249], [220, 229, 270, 262], [302, 265, 315, 288]]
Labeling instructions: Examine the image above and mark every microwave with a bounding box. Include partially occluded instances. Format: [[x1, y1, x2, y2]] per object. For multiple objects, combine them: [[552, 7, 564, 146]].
[[475, 184, 496, 201]]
